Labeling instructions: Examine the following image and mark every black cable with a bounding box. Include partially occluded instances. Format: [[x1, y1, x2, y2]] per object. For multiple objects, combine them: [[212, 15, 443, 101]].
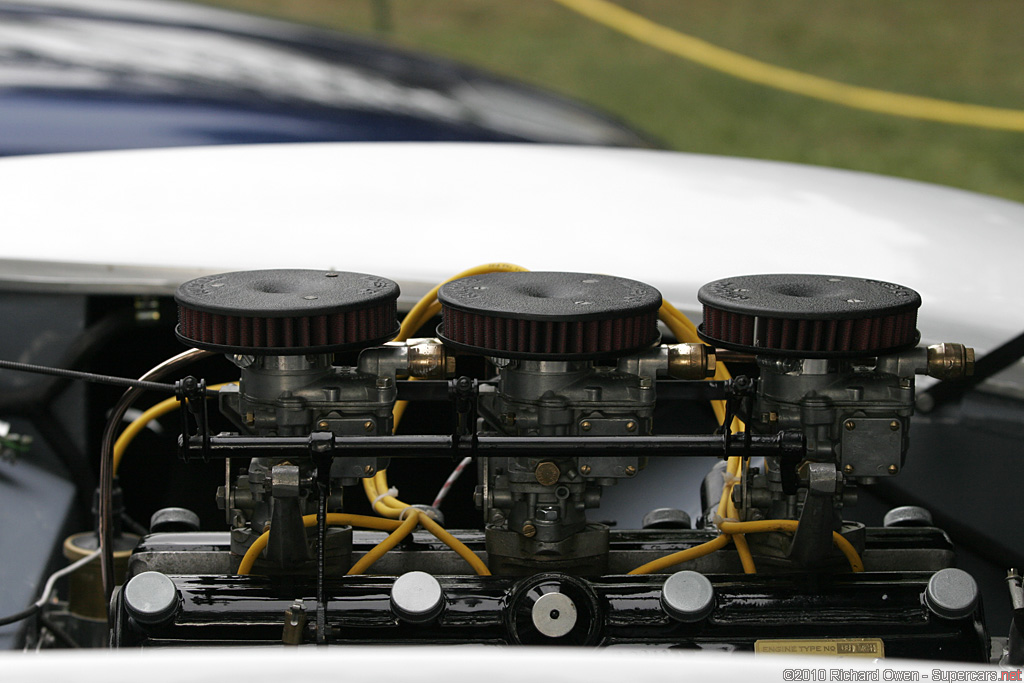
[[0, 359, 179, 394], [38, 614, 80, 649], [99, 349, 212, 602], [0, 603, 40, 628], [119, 513, 149, 537]]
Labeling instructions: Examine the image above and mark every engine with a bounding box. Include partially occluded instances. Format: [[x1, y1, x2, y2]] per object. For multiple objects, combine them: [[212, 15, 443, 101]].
[[30, 266, 1000, 658]]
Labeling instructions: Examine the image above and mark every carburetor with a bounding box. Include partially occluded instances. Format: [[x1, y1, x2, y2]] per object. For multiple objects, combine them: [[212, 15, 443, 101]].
[[438, 272, 715, 573], [174, 270, 450, 569], [99, 267, 992, 657], [697, 274, 974, 567]]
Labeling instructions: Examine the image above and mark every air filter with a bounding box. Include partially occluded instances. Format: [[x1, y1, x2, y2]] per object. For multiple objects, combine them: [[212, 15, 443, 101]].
[[175, 270, 399, 355], [438, 272, 661, 360], [697, 274, 920, 358]]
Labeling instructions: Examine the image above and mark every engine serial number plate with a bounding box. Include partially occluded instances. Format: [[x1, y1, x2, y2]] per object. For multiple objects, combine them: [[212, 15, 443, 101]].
[[754, 638, 885, 658]]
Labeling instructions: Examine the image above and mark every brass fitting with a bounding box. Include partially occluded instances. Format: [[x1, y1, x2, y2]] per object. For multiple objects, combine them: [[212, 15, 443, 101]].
[[535, 461, 561, 486], [926, 343, 975, 380], [406, 339, 455, 379], [666, 343, 716, 380]]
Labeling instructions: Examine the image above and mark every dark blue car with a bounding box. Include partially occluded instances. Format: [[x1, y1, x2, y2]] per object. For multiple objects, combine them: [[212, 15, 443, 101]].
[[0, 0, 652, 156]]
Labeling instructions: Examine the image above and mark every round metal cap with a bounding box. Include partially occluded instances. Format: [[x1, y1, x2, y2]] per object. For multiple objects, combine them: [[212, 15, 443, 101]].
[[883, 505, 933, 528], [661, 570, 715, 623], [124, 571, 179, 626], [531, 591, 578, 638], [390, 571, 444, 624], [149, 507, 201, 533], [642, 508, 692, 530], [924, 568, 979, 620]]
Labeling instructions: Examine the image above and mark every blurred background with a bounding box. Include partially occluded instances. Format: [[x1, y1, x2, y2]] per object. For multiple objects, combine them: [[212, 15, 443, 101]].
[[189, 0, 1024, 204]]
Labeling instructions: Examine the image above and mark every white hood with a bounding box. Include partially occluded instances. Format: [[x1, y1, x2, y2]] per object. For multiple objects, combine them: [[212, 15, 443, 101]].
[[1, 142, 1019, 367]]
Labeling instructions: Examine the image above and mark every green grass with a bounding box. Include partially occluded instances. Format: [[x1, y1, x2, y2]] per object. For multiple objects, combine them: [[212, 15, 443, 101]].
[[191, 0, 1024, 203]]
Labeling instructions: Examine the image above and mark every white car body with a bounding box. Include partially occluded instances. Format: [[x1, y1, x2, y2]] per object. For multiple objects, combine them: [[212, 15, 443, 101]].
[[2, 142, 1019, 372], [0, 142, 1019, 671]]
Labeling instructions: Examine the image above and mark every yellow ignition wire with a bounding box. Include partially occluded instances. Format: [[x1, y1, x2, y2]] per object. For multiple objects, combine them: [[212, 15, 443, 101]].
[[718, 520, 864, 573], [361, 474, 490, 575], [346, 508, 491, 576], [628, 533, 731, 575], [113, 383, 234, 477], [238, 509, 489, 577], [367, 263, 529, 515], [417, 511, 491, 576], [732, 528, 756, 574], [237, 513, 401, 575], [380, 267, 757, 576], [363, 470, 409, 519], [713, 454, 755, 574], [396, 263, 529, 343], [628, 517, 864, 575], [657, 302, 740, 432], [657, 302, 754, 572], [346, 511, 421, 576]]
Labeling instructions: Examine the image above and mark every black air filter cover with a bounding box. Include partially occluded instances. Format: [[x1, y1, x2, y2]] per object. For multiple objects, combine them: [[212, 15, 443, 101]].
[[697, 274, 920, 358], [176, 270, 399, 355], [438, 271, 661, 360]]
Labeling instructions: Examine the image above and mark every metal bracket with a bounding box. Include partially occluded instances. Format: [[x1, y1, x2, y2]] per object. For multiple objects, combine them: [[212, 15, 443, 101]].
[[787, 462, 841, 568], [176, 376, 209, 462], [450, 376, 479, 461]]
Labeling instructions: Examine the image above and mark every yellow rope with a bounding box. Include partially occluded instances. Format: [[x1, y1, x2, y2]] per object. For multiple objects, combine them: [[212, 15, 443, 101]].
[[551, 0, 1024, 132]]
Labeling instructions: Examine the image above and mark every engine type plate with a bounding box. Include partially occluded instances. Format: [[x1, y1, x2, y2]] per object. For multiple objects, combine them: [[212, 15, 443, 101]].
[[754, 638, 885, 658]]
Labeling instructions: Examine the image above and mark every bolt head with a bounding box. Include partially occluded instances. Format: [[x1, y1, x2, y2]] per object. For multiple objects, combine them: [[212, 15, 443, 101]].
[[889, 420, 900, 431], [888, 464, 899, 475], [843, 464, 855, 475], [580, 420, 592, 432], [579, 464, 592, 476], [317, 420, 329, 431], [624, 465, 637, 476], [363, 421, 375, 433], [364, 465, 375, 476], [522, 523, 537, 538], [535, 506, 560, 522], [625, 421, 637, 432], [844, 420, 856, 431]]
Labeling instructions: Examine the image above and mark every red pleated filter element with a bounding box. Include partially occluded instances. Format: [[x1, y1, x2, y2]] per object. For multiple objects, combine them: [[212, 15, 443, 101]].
[[175, 270, 399, 355], [437, 272, 662, 360], [697, 274, 921, 358]]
